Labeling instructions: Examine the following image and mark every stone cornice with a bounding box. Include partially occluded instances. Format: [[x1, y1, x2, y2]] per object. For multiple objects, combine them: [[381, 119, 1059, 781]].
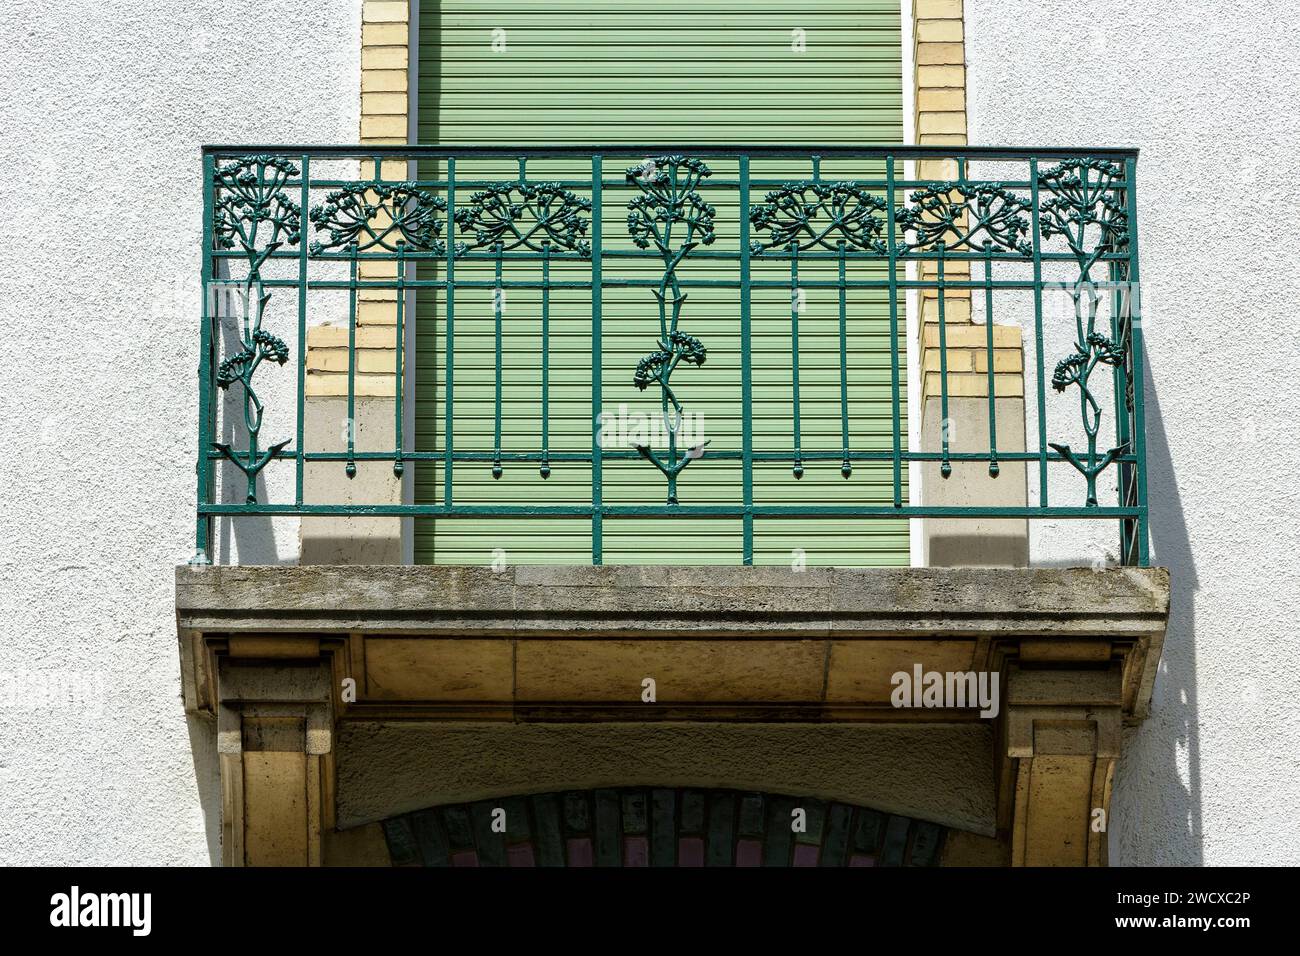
[[176, 565, 1169, 640]]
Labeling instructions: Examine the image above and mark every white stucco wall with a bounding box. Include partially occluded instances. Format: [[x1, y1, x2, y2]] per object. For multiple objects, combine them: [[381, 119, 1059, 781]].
[[0, 0, 360, 864], [967, 0, 1300, 864]]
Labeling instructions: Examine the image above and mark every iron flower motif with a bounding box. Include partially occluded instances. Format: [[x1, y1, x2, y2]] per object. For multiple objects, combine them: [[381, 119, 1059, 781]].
[[455, 182, 592, 256], [309, 182, 447, 254], [895, 183, 1032, 255], [749, 181, 887, 254]]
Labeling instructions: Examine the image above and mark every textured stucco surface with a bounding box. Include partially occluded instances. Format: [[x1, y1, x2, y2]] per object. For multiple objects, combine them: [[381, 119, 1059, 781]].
[[967, 0, 1300, 864], [0, 0, 360, 864]]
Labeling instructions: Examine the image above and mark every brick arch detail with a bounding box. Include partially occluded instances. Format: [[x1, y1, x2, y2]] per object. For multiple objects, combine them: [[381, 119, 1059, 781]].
[[381, 787, 946, 867]]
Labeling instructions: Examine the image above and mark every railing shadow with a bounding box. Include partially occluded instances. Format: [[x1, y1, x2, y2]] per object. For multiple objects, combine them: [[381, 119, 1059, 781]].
[[1110, 356, 1202, 864], [211, 259, 287, 565]]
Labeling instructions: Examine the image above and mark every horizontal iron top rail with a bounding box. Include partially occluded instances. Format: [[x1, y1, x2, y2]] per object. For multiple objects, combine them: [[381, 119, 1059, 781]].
[[201, 143, 1141, 160]]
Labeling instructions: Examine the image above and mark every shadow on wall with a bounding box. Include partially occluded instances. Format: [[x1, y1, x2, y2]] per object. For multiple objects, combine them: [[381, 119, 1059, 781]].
[[213, 287, 287, 565], [186, 714, 222, 865], [1110, 358, 1202, 864]]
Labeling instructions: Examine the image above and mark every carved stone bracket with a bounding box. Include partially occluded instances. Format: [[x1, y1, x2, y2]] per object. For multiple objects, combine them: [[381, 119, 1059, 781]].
[[216, 654, 337, 866], [999, 661, 1123, 866]]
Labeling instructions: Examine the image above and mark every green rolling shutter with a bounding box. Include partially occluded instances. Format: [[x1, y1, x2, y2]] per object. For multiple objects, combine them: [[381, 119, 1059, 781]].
[[415, 0, 906, 566]]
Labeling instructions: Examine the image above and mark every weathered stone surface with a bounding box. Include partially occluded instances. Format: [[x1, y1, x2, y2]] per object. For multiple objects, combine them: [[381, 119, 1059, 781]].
[[176, 564, 1169, 639]]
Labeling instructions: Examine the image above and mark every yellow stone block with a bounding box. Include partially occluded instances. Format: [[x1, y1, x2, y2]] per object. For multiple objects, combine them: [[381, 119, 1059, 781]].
[[975, 349, 1025, 374], [361, 115, 406, 139], [918, 87, 966, 112], [923, 348, 974, 374], [918, 111, 967, 135], [358, 259, 399, 279], [916, 19, 964, 43], [918, 64, 965, 87], [920, 296, 973, 325], [363, 639, 512, 701], [308, 349, 397, 374], [917, 157, 961, 181], [361, 91, 407, 116], [357, 301, 399, 325], [308, 325, 397, 349], [915, 41, 965, 65], [515, 639, 826, 703], [361, 69, 408, 93], [305, 371, 397, 398], [923, 372, 1024, 399], [914, 0, 963, 18], [362, 23, 408, 47], [924, 324, 1021, 349], [377, 159, 410, 181], [919, 257, 971, 280], [363, 1, 408, 23], [361, 46, 407, 70]]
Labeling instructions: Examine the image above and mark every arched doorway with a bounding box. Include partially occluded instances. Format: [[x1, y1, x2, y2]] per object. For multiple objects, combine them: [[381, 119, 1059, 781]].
[[381, 787, 945, 867]]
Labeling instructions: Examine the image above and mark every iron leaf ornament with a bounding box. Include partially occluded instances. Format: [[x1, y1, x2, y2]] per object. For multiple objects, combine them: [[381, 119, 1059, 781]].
[[454, 181, 592, 256], [210, 155, 302, 503], [748, 181, 888, 255], [625, 156, 716, 504], [1037, 159, 1133, 505], [309, 182, 447, 254], [895, 182, 1033, 256]]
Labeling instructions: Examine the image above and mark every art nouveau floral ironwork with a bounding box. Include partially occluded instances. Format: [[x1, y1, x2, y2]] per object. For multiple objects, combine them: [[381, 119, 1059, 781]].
[[210, 154, 301, 503], [307, 181, 448, 480], [749, 181, 888, 256], [308, 182, 448, 254], [194, 146, 1150, 568], [455, 181, 592, 478], [454, 181, 592, 256], [750, 181, 888, 477], [895, 182, 1033, 255], [1038, 158, 1132, 505], [626, 156, 715, 504]]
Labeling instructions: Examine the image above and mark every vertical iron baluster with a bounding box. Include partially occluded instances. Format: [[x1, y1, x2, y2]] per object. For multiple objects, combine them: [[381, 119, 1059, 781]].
[[345, 242, 358, 478], [936, 242, 952, 478], [838, 240, 851, 478], [739, 155, 754, 564], [539, 241, 551, 478], [590, 156, 603, 564], [492, 243, 504, 479], [394, 240, 406, 477], [295, 154, 309, 505], [789, 241, 803, 478], [1124, 156, 1149, 566], [886, 155, 902, 507], [1108, 169, 1134, 559], [983, 240, 999, 477], [444, 157, 455, 507], [195, 153, 217, 563], [1029, 158, 1048, 505]]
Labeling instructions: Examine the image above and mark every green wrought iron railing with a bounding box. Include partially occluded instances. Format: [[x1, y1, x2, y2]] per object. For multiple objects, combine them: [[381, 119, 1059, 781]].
[[196, 144, 1148, 566]]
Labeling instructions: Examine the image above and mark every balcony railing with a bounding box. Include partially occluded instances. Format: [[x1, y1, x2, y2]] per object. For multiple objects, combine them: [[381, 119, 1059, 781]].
[[196, 144, 1148, 566]]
